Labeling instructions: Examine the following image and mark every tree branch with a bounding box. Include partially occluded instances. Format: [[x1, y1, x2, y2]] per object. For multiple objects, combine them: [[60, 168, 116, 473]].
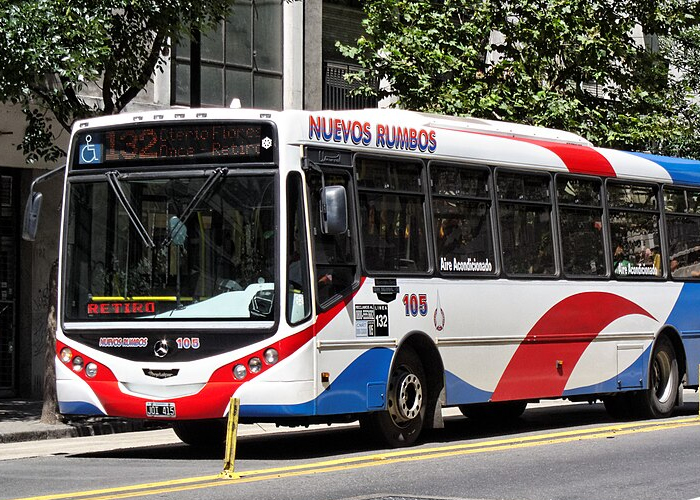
[[103, 65, 115, 115], [27, 83, 73, 132], [115, 28, 168, 112]]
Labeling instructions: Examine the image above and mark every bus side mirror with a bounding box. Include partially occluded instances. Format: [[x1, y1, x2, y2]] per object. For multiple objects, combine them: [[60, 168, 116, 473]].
[[320, 185, 347, 235], [21, 164, 66, 242], [22, 192, 43, 241]]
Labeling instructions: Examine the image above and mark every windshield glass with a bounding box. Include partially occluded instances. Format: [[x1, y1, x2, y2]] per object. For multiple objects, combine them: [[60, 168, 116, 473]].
[[64, 173, 276, 321]]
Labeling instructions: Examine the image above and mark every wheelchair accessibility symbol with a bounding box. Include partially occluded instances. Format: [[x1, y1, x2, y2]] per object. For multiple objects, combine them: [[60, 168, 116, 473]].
[[79, 135, 102, 165]]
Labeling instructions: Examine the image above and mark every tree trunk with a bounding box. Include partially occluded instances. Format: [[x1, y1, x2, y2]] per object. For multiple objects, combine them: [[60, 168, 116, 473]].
[[40, 259, 59, 424]]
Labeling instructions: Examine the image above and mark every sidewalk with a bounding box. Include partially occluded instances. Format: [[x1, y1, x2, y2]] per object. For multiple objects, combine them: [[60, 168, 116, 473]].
[[0, 399, 351, 444], [0, 400, 152, 444]]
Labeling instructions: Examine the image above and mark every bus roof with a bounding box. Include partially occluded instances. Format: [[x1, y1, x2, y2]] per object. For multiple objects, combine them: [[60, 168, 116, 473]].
[[71, 107, 700, 187]]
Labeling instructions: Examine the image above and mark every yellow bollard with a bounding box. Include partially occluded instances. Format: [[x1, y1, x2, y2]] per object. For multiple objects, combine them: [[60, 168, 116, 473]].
[[220, 397, 240, 478]]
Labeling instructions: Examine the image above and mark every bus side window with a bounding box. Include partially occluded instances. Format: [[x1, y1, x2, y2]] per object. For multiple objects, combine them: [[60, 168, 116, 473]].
[[665, 187, 700, 279], [556, 175, 606, 278], [307, 170, 358, 308], [357, 157, 429, 274], [497, 171, 556, 276], [430, 163, 496, 276], [608, 182, 662, 279]]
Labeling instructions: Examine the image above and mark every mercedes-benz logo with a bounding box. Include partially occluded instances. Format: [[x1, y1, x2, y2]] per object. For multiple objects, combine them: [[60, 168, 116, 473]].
[[153, 339, 171, 358]]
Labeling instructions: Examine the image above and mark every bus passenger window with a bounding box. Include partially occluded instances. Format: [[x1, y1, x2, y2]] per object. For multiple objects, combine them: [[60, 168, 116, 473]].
[[556, 176, 606, 277], [430, 164, 496, 275], [357, 158, 429, 274], [665, 187, 700, 278], [497, 171, 555, 276], [609, 182, 662, 279]]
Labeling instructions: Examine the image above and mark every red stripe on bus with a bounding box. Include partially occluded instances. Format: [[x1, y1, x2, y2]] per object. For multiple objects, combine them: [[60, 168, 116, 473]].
[[433, 125, 616, 176], [66, 277, 368, 420], [480, 131, 617, 176], [518, 139, 616, 177], [491, 292, 654, 402]]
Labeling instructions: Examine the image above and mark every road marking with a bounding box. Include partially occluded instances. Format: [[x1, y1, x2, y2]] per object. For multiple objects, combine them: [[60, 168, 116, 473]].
[[12, 416, 700, 500]]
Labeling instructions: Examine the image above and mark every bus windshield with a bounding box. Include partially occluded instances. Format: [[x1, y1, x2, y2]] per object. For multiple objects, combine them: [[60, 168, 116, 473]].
[[63, 172, 276, 322]]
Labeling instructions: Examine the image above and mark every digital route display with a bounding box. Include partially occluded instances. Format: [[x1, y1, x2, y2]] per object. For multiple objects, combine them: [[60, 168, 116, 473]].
[[72, 122, 275, 168]]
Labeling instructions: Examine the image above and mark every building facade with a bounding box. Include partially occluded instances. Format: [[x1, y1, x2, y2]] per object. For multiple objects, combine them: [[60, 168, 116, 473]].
[[1, 0, 373, 399]]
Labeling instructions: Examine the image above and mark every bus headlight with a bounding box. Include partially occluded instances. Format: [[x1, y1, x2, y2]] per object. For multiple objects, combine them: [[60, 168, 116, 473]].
[[264, 348, 278, 365], [248, 357, 262, 373], [60, 347, 73, 363], [72, 356, 84, 372], [233, 364, 247, 380], [85, 363, 98, 378]]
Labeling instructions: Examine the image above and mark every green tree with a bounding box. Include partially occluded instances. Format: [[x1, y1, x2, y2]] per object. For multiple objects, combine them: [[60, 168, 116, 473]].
[[0, 0, 234, 163], [339, 0, 700, 157]]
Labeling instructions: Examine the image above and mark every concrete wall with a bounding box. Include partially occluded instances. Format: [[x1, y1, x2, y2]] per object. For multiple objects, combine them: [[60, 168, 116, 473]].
[[304, 0, 323, 110], [322, 2, 365, 64], [18, 169, 62, 397], [0, 104, 62, 398]]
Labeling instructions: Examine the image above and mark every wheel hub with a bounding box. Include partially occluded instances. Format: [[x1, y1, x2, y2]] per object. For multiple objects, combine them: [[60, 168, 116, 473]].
[[389, 370, 423, 423]]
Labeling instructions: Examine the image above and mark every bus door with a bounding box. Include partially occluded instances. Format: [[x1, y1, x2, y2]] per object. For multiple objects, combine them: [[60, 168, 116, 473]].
[[306, 149, 385, 414]]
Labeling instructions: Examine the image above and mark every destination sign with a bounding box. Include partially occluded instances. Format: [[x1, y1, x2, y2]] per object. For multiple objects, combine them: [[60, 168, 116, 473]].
[[72, 122, 275, 168]]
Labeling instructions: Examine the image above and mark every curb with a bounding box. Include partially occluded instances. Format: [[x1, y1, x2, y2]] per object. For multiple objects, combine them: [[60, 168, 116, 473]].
[[0, 419, 165, 444]]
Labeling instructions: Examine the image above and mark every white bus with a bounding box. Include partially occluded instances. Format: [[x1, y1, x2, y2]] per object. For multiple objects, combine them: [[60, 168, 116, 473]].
[[31, 107, 700, 447]]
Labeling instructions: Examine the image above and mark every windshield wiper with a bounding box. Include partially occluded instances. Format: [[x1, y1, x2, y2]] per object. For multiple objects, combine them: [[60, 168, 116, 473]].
[[162, 167, 228, 247], [105, 170, 155, 248]]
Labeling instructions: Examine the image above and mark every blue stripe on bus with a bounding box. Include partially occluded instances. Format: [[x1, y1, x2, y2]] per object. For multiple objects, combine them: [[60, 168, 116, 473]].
[[58, 401, 105, 416], [562, 346, 650, 397], [240, 347, 394, 418], [316, 347, 394, 414], [628, 151, 700, 185], [665, 283, 700, 385], [444, 371, 493, 405], [240, 401, 315, 418]]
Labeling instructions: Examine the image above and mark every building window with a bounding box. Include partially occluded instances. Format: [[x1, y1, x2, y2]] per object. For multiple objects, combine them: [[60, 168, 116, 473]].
[[323, 62, 378, 110], [172, 0, 283, 109]]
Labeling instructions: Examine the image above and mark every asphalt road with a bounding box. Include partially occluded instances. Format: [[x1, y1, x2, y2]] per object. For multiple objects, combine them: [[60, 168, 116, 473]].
[[2, 396, 700, 500]]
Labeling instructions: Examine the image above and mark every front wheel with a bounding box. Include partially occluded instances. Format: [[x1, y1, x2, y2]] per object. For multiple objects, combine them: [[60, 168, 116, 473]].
[[633, 336, 679, 419], [361, 347, 426, 447]]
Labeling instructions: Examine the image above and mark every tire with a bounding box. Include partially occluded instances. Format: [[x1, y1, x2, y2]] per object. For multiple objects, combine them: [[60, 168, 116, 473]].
[[362, 347, 426, 447], [172, 419, 227, 447], [459, 401, 527, 421], [632, 336, 679, 419]]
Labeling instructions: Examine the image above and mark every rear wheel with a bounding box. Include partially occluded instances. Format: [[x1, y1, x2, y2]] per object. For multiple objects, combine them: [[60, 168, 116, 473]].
[[632, 336, 679, 418], [362, 347, 426, 447], [172, 419, 227, 446]]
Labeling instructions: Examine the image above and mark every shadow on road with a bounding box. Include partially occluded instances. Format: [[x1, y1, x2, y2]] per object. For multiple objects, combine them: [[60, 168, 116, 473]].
[[68, 397, 699, 462]]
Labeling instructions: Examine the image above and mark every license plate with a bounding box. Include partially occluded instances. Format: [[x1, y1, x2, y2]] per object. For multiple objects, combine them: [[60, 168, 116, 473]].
[[146, 402, 176, 418]]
